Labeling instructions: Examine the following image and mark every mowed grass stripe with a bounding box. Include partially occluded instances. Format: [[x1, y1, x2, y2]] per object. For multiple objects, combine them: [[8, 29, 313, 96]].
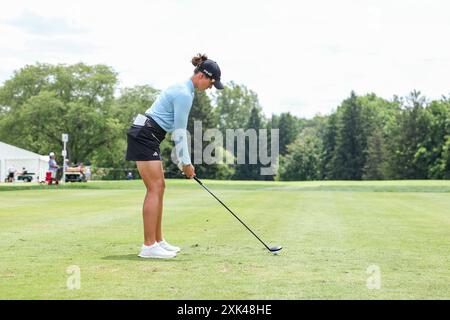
[[0, 180, 449, 299]]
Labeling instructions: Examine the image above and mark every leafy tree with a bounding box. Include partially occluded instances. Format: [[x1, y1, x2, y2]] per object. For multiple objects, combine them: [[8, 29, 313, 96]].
[[438, 135, 450, 179], [274, 112, 301, 156], [1, 91, 121, 164], [388, 91, 432, 179], [214, 82, 260, 132], [362, 126, 389, 179], [0, 63, 120, 164], [321, 112, 339, 179], [0, 63, 54, 110], [423, 99, 450, 178], [0, 63, 117, 109], [234, 106, 266, 180], [3, 61, 450, 181], [214, 83, 265, 180], [0, 91, 66, 155], [278, 127, 322, 181], [332, 91, 367, 180]]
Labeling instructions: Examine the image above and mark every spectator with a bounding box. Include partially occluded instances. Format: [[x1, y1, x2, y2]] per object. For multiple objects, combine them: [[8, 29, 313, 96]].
[[85, 166, 91, 181], [7, 165, 16, 182], [63, 159, 70, 172], [48, 152, 59, 185]]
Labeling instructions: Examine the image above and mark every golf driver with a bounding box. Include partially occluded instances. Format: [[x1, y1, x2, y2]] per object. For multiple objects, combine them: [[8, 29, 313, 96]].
[[192, 176, 282, 255]]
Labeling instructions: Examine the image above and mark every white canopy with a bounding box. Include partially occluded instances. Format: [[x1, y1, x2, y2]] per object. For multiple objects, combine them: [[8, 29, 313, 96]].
[[0, 141, 49, 182]]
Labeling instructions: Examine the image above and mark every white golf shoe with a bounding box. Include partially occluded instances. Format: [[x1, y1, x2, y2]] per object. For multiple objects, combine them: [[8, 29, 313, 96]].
[[138, 243, 176, 259], [157, 239, 181, 253]]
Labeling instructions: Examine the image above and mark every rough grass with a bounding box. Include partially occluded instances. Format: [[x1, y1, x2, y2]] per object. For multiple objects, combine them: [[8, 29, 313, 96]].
[[0, 179, 449, 299]]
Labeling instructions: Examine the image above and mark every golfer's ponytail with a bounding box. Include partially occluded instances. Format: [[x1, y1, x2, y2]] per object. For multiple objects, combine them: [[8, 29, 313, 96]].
[[192, 53, 208, 72]]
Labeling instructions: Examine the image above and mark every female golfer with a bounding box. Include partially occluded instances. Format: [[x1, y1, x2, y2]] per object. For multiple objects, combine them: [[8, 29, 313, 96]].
[[126, 54, 224, 259]]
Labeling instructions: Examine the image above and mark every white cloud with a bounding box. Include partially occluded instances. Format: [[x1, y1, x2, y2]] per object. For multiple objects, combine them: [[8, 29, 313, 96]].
[[1, 0, 450, 118], [7, 9, 88, 35]]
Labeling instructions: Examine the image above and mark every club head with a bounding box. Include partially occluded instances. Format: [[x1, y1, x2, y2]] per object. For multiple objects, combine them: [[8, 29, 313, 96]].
[[269, 246, 282, 254]]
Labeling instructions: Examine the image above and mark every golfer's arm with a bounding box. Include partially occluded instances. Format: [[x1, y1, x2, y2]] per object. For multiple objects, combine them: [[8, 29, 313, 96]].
[[172, 94, 192, 165]]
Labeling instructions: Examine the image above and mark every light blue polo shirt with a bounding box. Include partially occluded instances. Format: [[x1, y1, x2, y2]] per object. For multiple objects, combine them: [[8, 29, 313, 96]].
[[145, 79, 194, 165]]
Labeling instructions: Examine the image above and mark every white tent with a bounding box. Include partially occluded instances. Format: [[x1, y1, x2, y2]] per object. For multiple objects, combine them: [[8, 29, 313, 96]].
[[0, 141, 49, 182]]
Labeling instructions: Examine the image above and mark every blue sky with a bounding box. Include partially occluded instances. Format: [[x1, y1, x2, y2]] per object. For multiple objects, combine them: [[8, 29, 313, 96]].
[[1, 0, 449, 118]]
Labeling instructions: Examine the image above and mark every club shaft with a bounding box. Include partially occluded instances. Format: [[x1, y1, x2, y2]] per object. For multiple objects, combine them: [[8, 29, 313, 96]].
[[193, 177, 271, 251]]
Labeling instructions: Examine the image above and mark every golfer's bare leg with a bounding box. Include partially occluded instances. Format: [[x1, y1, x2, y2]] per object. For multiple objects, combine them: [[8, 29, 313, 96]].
[[136, 161, 165, 246], [155, 161, 165, 242]]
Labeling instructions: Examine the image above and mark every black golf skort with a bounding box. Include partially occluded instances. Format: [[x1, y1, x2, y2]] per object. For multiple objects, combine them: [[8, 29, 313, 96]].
[[125, 115, 167, 161]]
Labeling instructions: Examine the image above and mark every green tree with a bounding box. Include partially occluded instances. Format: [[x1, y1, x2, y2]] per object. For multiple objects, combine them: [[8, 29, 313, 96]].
[[423, 98, 450, 178], [278, 127, 322, 181], [214, 83, 265, 180], [214, 82, 260, 131], [0, 62, 120, 164], [0, 63, 54, 110], [321, 112, 338, 179], [362, 126, 389, 179], [274, 112, 301, 156], [388, 91, 431, 179], [438, 135, 450, 178], [0, 63, 117, 109], [332, 91, 367, 180], [234, 106, 266, 180]]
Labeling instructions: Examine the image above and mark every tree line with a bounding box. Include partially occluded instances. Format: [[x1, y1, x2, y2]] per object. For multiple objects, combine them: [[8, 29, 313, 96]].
[[279, 91, 450, 180], [0, 63, 448, 180]]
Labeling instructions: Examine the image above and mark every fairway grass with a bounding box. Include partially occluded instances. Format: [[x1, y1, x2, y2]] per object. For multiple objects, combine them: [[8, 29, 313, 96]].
[[0, 180, 449, 299]]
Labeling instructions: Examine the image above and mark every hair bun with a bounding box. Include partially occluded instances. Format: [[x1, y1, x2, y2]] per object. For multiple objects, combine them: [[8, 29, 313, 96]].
[[191, 53, 208, 67]]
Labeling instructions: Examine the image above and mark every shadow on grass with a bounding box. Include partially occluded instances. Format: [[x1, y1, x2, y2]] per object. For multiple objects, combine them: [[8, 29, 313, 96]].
[[101, 254, 186, 262]]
